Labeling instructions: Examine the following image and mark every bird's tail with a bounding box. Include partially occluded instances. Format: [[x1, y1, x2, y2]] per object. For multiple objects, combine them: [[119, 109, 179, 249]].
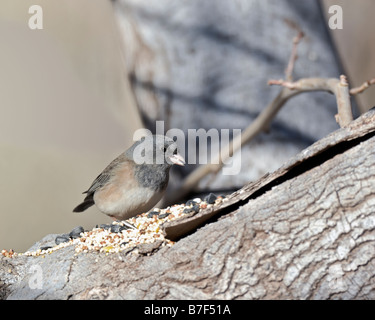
[[73, 199, 94, 212]]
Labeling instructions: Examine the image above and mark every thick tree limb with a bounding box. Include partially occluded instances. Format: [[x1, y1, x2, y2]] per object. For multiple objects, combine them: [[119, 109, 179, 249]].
[[163, 107, 375, 240]]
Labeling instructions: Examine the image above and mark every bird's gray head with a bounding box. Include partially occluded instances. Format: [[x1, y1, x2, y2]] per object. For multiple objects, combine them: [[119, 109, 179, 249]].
[[126, 134, 185, 168]]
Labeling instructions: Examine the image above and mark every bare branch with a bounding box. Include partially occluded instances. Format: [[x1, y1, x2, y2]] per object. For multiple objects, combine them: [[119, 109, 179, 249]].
[[334, 75, 353, 127], [350, 78, 375, 95], [165, 31, 308, 204], [166, 86, 303, 203], [268, 77, 338, 92], [268, 75, 353, 127], [165, 32, 363, 204], [285, 31, 304, 81]]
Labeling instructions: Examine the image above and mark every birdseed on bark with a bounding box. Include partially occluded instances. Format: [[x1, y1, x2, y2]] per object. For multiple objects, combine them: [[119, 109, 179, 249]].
[[1, 196, 227, 258]]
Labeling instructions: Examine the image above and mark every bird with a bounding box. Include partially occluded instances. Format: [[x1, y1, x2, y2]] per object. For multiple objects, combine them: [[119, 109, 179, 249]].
[[73, 134, 185, 220]]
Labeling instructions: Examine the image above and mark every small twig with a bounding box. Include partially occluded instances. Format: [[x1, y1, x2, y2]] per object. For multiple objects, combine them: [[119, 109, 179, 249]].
[[334, 75, 353, 127], [350, 78, 375, 95], [268, 77, 337, 92], [268, 75, 353, 127], [285, 31, 304, 81]]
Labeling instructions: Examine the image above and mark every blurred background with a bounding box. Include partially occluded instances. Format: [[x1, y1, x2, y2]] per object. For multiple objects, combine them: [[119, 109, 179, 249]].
[[1, 0, 374, 252]]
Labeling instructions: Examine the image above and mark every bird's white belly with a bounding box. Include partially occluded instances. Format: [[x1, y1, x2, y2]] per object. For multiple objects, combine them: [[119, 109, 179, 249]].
[[94, 186, 164, 220]]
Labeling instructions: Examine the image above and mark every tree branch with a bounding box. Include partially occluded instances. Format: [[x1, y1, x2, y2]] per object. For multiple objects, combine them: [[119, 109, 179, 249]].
[[166, 31, 374, 205], [268, 75, 353, 127], [285, 30, 304, 81], [166, 86, 303, 203], [350, 78, 375, 95]]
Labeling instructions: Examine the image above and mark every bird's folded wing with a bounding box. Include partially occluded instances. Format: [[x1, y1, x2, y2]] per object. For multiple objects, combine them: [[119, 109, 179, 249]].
[[82, 154, 127, 194], [83, 172, 111, 194]]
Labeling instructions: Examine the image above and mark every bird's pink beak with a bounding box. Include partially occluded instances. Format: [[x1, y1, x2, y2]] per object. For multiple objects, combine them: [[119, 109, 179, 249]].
[[169, 153, 185, 166]]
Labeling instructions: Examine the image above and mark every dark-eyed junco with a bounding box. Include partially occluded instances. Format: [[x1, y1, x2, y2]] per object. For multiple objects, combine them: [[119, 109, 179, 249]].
[[73, 135, 185, 220]]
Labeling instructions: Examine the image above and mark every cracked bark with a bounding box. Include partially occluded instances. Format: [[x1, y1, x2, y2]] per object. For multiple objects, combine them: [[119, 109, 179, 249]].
[[1, 110, 375, 300]]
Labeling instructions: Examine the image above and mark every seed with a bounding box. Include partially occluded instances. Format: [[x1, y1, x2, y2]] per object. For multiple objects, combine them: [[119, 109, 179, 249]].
[[183, 203, 200, 214], [110, 224, 126, 233], [158, 212, 170, 219], [147, 211, 159, 219], [185, 199, 197, 207], [69, 226, 85, 239], [40, 246, 52, 251], [204, 193, 217, 204], [55, 235, 70, 245], [121, 221, 137, 230]]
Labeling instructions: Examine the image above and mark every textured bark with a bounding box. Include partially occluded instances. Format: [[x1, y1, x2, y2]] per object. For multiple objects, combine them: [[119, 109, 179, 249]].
[[1, 110, 375, 300]]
